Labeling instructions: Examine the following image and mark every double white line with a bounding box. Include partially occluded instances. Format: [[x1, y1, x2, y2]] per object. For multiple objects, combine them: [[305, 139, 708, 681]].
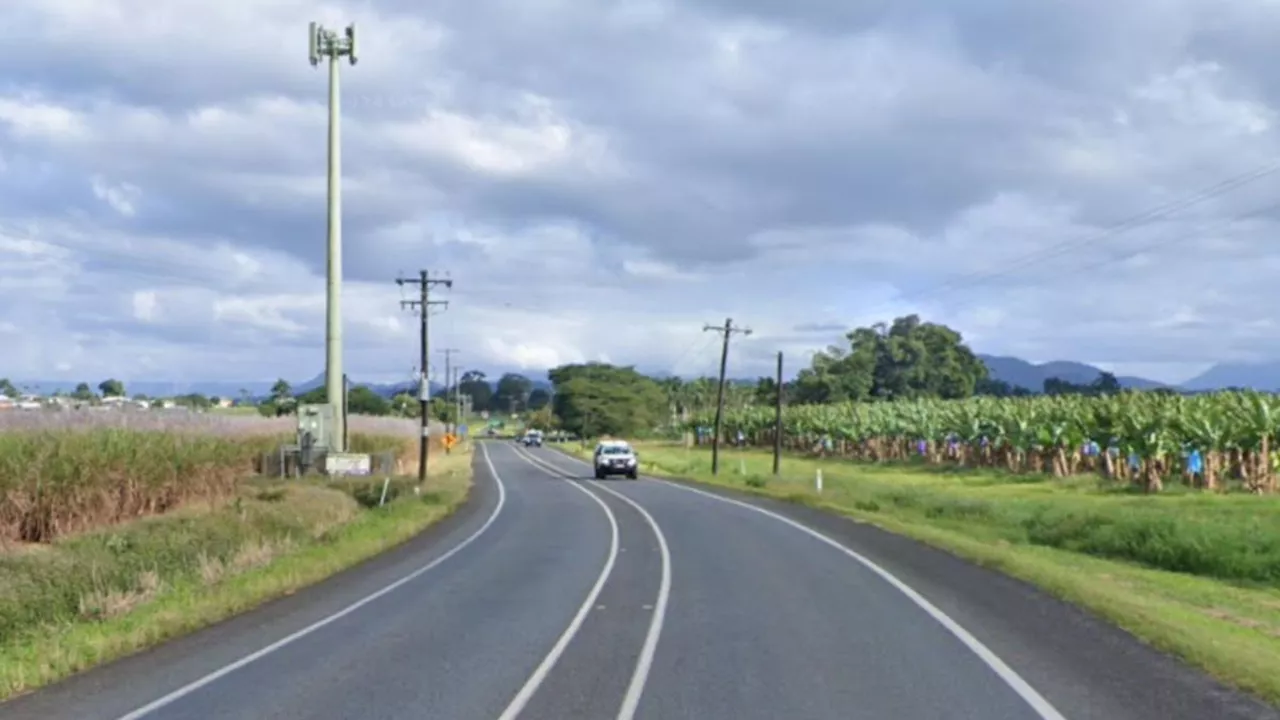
[[498, 444, 672, 720]]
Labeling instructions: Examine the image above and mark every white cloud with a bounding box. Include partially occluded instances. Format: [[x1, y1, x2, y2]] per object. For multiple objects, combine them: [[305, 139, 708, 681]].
[[131, 290, 158, 322], [92, 175, 141, 216], [0, 96, 86, 140], [0, 0, 1279, 385]]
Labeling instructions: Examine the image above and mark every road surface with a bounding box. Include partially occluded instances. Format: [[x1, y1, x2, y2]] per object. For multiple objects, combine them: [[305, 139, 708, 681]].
[[2, 440, 1276, 720]]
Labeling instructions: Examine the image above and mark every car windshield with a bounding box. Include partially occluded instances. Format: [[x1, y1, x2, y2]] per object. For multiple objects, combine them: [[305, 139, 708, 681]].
[[601, 446, 632, 455]]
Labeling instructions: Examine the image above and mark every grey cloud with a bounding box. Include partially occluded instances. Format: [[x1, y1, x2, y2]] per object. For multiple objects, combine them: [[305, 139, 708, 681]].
[[2, 0, 1280, 380], [793, 322, 847, 334]]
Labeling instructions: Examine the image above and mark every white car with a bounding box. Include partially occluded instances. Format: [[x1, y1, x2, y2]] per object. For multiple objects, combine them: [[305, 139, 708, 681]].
[[593, 440, 639, 480]]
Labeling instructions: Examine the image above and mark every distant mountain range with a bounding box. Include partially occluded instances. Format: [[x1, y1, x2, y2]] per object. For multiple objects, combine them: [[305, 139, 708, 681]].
[[976, 355, 1280, 393], [17, 356, 1280, 398], [975, 355, 1170, 392], [724, 356, 1279, 393]]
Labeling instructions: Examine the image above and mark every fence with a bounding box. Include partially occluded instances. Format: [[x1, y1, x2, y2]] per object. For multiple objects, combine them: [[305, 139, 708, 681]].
[[259, 447, 400, 478]]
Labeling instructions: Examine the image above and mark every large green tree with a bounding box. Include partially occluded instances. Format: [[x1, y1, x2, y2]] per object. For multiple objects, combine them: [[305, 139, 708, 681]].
[[526, 387, 551, 411], [549, 362, 667, 438], [391, 391, 419, 417], [791, 314, 988, 403], [269, 379, 292, 404], [457, 370, 493, 412], [296, 385, 391, 416], [491, 373, 534, 412]]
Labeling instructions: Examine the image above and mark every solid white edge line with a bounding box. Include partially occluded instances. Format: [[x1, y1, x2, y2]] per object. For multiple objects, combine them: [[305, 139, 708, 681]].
[[514, 447, 672, 720], [547, 448, 1069, 720], [497, 444, 621, 720], [114, 443, 508, 720]]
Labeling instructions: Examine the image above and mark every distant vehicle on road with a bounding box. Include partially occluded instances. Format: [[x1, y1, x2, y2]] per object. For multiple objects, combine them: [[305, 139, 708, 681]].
[[592, 440, 638, 479], [521, 429, 544, 447]]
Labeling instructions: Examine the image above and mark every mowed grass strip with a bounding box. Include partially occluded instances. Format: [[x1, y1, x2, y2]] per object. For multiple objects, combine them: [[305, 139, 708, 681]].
[[0, 442, 473, 701], [558, 441, 1280, 705]]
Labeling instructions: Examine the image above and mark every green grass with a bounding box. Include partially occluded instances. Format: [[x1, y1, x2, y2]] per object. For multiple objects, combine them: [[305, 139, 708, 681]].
[[0, 445, 473, 701], [560, 441, 1280, 705]]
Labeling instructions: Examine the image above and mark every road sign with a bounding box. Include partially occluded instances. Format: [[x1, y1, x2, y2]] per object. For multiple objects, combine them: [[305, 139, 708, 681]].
[[458, 424, 469, 437], [443, 433, 458, 449]]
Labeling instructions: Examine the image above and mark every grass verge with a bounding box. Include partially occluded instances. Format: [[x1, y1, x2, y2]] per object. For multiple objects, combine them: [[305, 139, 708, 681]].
[[559, 441, 1280, 705], [0, 442, 473, 701]]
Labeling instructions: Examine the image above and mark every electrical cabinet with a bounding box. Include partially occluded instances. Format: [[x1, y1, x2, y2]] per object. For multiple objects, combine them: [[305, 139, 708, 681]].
[[297, 403, 337, 451]]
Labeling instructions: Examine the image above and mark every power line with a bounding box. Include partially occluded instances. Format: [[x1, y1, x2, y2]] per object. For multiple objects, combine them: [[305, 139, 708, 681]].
[[396, 270, 452, 484], [886, 160, 1280, 308], [703, 318, 751, 475], [1054, 196, 1280, 278], [666, 331, 720, 379], [880, 196, 1280, 321]]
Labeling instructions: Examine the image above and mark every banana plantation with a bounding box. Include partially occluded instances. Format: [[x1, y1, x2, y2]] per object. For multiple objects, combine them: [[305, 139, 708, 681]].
[[682, 391, 1280, 493]]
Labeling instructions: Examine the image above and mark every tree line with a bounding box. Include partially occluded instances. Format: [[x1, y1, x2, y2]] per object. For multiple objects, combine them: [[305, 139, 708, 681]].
[[0, 377, 225, 408], [531, 314, 1148, 438], [8, 314, 1115, 430], [257, 371, 555, 422]]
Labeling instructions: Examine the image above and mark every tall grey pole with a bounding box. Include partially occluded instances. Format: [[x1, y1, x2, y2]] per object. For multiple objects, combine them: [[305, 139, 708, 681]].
[[310, 21, 358, 452], [325, 42, 343, 451]]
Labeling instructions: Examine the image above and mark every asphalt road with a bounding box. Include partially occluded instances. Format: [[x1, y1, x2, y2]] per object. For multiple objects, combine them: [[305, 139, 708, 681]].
[[3, 440, 1278, 720]]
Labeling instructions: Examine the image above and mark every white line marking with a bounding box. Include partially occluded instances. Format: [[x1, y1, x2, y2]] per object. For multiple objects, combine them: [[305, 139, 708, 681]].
[[498, 444, 620, 720], [543, 447, 1068, 720], [114, 444, 508, 720], [585, 480, 671, 720], [515, 447, 671, 720]]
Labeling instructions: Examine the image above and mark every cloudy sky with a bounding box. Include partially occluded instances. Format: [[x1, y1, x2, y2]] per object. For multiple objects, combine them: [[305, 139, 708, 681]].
[[2, 0, 1279, 385]]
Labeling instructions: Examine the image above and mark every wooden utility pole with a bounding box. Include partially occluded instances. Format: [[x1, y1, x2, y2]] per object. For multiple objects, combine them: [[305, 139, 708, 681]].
[[453, 367, 463, 445], [396, 271, 451, 483], [439, 348, 460, 449], [703, 317, 752, 475], [773, 351, 783, 476]]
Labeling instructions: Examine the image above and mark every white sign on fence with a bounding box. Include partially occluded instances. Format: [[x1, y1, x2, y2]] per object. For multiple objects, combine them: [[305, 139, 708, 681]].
[[325, 452, 372, 476]]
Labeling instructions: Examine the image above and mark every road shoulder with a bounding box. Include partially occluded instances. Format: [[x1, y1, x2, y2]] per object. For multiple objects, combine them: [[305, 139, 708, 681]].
[[547, 445, 1280, 719], [0, 450, 495, 717]]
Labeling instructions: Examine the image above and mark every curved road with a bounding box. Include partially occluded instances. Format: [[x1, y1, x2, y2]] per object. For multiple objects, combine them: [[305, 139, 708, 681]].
[[1, 440, 1276, 720]]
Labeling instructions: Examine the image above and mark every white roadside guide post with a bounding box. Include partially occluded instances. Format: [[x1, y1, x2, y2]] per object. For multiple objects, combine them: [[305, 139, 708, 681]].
[[308, 20, 357, 453], [816, 468, 823, 493]]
